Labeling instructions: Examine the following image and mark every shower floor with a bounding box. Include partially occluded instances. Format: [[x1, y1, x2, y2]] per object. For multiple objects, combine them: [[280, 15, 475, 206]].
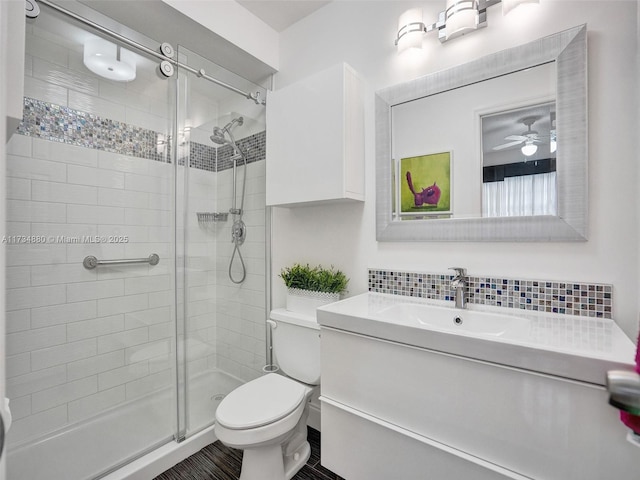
[[155, 427, 344, 480], [7, 369, 241, 480]]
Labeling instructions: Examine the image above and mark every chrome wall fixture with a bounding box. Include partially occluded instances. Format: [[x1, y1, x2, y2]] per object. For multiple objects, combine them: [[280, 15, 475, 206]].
[[395, 0, 539, 51]]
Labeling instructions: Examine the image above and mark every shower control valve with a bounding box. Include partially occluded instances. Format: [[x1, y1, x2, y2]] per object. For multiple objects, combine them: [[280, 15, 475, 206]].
[[231, 220, 246, 246]]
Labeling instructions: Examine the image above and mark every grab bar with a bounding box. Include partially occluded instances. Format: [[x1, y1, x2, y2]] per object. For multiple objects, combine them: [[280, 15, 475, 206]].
[[83, 253, 160, 270]]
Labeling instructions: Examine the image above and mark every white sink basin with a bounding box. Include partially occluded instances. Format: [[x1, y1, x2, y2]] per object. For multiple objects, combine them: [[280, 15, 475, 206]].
[[378, 303, 529, 338], [317, 292, 636, 385]]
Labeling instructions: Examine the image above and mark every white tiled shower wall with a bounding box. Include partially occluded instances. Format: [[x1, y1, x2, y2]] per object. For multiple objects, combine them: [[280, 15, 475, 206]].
[[5, 20, 266, 445], [5, 135, 177, 445], [215, 162, 267, 382]]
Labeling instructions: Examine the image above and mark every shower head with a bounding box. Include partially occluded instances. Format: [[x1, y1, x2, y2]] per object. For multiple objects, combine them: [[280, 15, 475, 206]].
[[210, 116, 244, 145], [210, 127, 227, 145]]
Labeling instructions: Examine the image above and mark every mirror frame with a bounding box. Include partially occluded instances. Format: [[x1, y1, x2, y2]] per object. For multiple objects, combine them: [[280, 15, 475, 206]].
[[375, 25, 587, 242]]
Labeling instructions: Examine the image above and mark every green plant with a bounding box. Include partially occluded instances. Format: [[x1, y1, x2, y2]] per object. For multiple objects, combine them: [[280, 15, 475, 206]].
[[280, 263, 349, 294]]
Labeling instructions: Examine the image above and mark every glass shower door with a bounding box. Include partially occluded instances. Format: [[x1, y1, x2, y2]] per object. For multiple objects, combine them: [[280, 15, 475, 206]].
[[5, 5, 178, 478], [176, 45, 268, 439]]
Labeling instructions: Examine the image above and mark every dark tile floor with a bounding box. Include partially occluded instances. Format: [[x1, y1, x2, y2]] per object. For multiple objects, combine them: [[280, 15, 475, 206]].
[[155, 427, 344, 480]]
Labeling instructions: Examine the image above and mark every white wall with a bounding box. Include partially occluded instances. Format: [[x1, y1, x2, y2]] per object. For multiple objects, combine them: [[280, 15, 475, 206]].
[[272, 0, 640, 338], [162, 0, 279, 71]]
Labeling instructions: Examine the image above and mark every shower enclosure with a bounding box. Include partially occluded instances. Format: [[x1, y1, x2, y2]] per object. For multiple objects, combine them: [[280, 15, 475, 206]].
[[4, 2, 267, 478]]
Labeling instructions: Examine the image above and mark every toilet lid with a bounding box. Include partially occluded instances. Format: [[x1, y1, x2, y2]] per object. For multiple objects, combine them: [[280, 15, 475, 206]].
[[216, 374, 307, 430]]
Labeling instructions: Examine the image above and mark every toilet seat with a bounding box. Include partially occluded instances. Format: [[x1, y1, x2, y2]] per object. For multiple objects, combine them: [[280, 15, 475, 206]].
[[216, 374, 307, 430]]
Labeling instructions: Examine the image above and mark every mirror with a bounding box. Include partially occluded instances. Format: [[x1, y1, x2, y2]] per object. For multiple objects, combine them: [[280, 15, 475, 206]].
[[376, 25, 587, 242]]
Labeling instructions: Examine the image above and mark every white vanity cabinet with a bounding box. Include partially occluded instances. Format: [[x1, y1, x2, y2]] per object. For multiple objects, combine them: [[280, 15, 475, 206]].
[[266, 63, 364, 207], [319, 327, 640, 480]]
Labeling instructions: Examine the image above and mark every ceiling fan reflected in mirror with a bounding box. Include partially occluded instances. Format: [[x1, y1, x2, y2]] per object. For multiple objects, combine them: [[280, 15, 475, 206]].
[[493, 116, 547, 156]]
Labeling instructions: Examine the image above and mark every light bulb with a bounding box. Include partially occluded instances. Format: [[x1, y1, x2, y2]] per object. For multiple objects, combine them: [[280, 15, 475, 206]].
[[521, 143, 538, 156]]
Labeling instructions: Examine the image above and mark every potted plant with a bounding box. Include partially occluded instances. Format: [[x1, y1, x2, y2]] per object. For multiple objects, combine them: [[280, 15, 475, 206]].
[[280, 263, 348, 317]]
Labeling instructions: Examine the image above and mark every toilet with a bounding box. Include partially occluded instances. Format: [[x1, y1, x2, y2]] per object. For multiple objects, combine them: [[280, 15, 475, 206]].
[[214, 308, 321, 480]]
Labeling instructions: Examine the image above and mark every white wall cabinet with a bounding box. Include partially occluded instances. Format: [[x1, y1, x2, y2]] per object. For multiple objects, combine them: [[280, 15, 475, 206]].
[[266, 63, 364, 207]]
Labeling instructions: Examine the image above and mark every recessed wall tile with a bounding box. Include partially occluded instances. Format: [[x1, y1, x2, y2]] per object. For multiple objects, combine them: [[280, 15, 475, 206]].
[[31, 338, 97, 371], [25, 34, 68, 68], [67, 314, 124, 342], [124, 306, 172, 329], [31, 222, 97, 239], [97, 326, 149, 354], [6, 353, 31, 378], [68, 165, 125, 189], [67, 279, 125, 303], [69, 91, 126, 123], [32, 137, 98, 167], [68, 386, 126, 423], [7, 365, 67, 397], [98, 188, 149, 209], [31, 264, 96, 287], [125, 369, 171, 400], [67, 351, 125, 382], [7, 199, 66, 223], [6, 284, 67, 311], [31, 300, 97, 328], [67, 204, 124, 225], [32, 57, 99, 96], [6, 310, 31, 334], [32, 180, 98, 205], [7, 178, 32, 201], [6, 266, 31, 289], [97, 294, 148, 318], [31, 376, 98, 413], [6, 244, 67, 267], [98, 361, 149, 391], [7, 395, 31, 421], [7, 131, 32, 157], [7, 405, 68, 445], [7, 155, 67, 182], [24, 76, 68, 107]]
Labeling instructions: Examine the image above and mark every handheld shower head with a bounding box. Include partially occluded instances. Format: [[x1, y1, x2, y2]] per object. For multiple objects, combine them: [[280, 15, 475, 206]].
[[210, 127, 227, 145], [210, 116, 244, 146]]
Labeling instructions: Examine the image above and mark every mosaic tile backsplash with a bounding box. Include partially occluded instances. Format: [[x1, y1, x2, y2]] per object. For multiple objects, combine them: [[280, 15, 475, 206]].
[[368, 269, 613, 318], [17, 97, 265, 172]]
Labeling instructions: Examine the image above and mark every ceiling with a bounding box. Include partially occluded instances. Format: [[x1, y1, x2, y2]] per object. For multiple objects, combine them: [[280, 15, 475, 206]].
[[482, 102, 556, 167], [237, 0, 331, 32]]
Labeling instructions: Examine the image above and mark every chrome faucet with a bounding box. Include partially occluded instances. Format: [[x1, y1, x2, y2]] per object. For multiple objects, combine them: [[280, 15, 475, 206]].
[[449, 267, 467, 309]]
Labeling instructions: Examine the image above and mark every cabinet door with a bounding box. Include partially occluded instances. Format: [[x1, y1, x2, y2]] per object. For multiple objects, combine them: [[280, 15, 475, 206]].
[[266, 63, 364, 207]]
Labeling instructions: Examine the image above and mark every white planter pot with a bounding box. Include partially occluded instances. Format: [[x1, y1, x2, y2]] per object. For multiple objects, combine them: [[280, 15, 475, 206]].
[[286, 288, 341, 318]]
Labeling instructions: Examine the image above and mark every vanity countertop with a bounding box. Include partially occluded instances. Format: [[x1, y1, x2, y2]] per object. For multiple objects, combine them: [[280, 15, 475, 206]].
[[317, 292, 636, 386]]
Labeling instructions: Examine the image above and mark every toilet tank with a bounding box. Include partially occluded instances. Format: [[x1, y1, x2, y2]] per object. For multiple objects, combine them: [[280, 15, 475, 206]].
[[270, 309, 321, 385]]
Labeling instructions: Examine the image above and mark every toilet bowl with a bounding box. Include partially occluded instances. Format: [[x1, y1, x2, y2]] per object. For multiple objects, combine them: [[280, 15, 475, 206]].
[[214, 309, 321, 480]]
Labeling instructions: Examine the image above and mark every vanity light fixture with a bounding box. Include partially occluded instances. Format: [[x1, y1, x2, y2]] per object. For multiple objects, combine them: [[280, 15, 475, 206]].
[[83, 38, 136, 82], [395, 0, 540, 49], [396, 8, 426, 52]]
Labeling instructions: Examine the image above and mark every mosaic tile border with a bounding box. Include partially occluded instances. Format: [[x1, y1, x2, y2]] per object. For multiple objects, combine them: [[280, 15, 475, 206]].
[[368, 269, 613, 319], [18, 97, 167, 162], [217, 130, 267, 172], [17, 97, 266, 173]]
